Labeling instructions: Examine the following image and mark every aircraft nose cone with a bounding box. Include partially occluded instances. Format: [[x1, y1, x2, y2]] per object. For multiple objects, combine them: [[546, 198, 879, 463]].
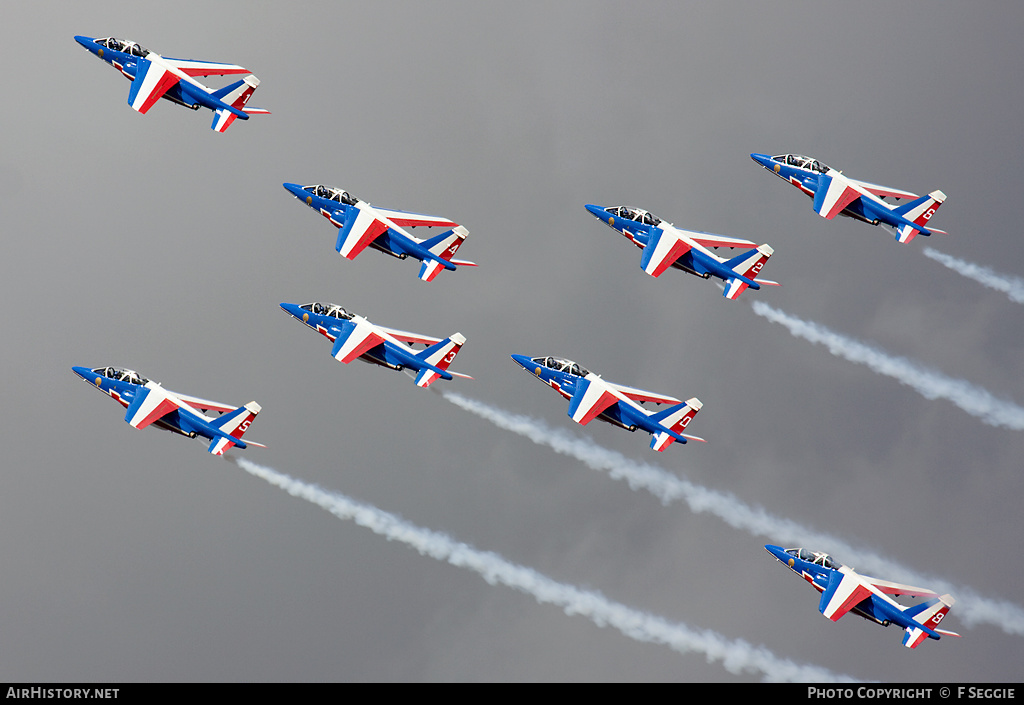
[[74, 35, 101, 53], [510, 354, 533, 371], [764, 544, 788, 562], [71, 365, 92, 381], [750, 153, 774, 169], [74, 35, 98, 52], [585, 204, 607, 220], [283, 183, 306, 199], [279, 303, 302, 318]]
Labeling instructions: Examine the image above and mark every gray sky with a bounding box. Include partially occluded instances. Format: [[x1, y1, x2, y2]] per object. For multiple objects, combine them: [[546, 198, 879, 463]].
[[4, 0, 1024, 682]]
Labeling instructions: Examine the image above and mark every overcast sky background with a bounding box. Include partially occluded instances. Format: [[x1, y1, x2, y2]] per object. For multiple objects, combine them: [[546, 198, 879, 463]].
[[4, 1, 1024, 682]]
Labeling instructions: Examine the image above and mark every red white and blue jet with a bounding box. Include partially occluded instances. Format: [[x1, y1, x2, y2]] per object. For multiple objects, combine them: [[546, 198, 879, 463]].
[[280, 302, 471, 388], [750, 153, 947, 244], [71, 366, 264, 455], [74, 36, 269, 132], [511, 354, 704, 451], [584, 204, 778, 300], [283, 184, 477, 282], [764, 545, 960, 649]]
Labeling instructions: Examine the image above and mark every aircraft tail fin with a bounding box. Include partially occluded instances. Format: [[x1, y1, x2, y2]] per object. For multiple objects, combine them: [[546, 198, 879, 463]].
[[414, 333, 468, 387], [648, 398, 704, 451], [722, 245, 776, 300], [418, 226, 473, 281], [893, 191, 946, 243], [902, 594, 959, 648], [207, 401, 263, 455], [211, 75, 269, 132]]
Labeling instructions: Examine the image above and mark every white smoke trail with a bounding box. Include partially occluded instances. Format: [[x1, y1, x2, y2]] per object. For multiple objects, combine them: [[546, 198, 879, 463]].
[[442, 391, 1024, 636], [234, 457, 853, 682], [751, 301, 1024, 430], [923, 247, 1024, 304]]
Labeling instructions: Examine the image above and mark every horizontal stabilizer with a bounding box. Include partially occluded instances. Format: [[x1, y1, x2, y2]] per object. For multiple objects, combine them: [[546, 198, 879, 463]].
[[418, 259, 445, 282], [902, 626, 928, 649]]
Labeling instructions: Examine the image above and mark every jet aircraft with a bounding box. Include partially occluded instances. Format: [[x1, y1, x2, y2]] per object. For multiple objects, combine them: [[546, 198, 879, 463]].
[[283, 183, 476, 282], [584, 204, 778, 300], [764, 545, 960, 649], [280, 302, 471, 388], [74, 36, 269, 132], [71, 366, 264, 455], [511, 354, 704, 451], [750, 153, 947, 244]]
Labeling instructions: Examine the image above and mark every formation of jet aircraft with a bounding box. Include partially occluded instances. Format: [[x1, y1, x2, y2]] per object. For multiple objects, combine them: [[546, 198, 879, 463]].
[[73, 36, 269, 132], [71, 366, 264, 455], [764, 545, 960, 649], [584, 204, 778, 300], [750, 153, 946, 244], [74, 33, 962, 652], [511, 354, 704, 451], [283, 183, 477, 282], [280, 302, 471, 388]]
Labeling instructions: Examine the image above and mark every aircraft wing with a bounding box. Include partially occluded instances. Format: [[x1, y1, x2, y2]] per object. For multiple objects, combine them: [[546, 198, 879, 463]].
[[369, 206, 458, 230], [684, 229, 759, 250], [857, 575, 940, 598], [640, 227, 692, 278], [608, 382, 683, 406], [375, 325, 443, 347], [330, 317, 387, 363], [335, 206, 390, 260], [160, 57, 251, 78], [124, 383, 185, 429], [169, 391, 238, 415], [812, 171, 865, 220], [567, 376, 623, 426], [127, 57, 185, 114], [849, 178, 919, 201], [818, 568, 876, 622]]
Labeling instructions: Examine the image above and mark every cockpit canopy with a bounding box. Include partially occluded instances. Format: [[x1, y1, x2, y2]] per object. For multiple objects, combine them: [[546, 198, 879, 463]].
[[771, 154, 830, 173], [785, 547, 840, 570], [96, 37, 148, 57], [532, 356, 590, 378], [304, 185, 358, 206], [92, 366, 150, 386], [300, 302, 355, 320], [605, 205, 662, 227]]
